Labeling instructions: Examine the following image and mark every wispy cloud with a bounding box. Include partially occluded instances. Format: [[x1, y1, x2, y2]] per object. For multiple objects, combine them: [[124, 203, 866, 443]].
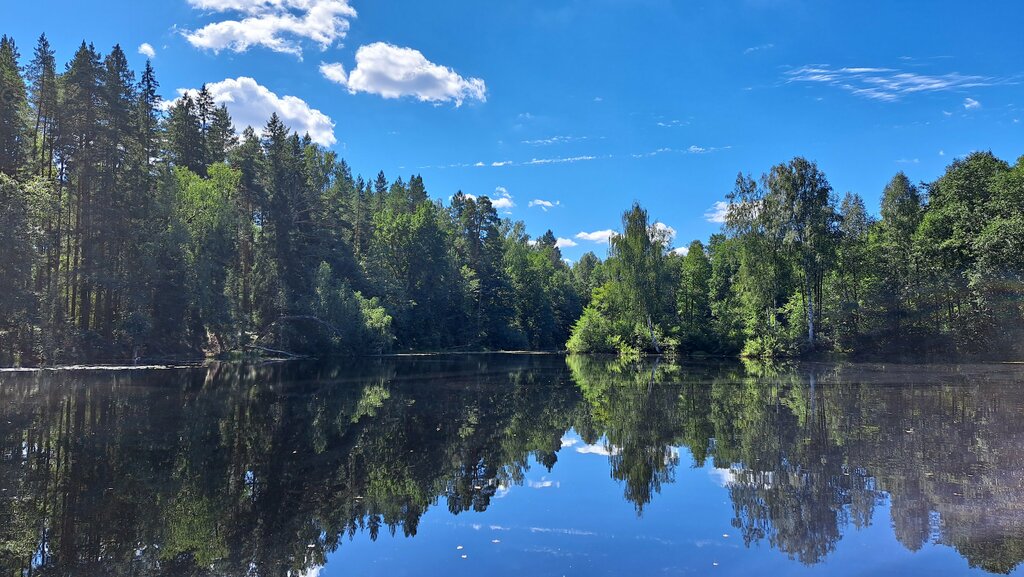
[[631, 145, 731, 158], [963, 97, 981, 110], [428, 146, 725, 171], [686, 144, 730, 154], [785, 65, 1005, 102], [744, 43, 774, 55], [896, 158, 920, 164], [522, 135, 588, 146], [527, 155, 599, 165], [705, 201, 730, 224], [529, 527, 597, 536], [529, 199, 561, 211]]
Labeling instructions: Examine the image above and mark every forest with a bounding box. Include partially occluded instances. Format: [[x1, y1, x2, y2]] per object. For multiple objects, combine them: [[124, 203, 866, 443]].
[[1, 34, 1023, 365]]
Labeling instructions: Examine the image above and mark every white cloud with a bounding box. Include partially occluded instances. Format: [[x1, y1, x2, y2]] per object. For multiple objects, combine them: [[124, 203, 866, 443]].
[[555, 238, 578, 249], [672, 246, 690, 257], [319, 62, 347, 84], [652, 222, 676, 243], [527, 479, 560, 489], [709, 467, 739, 487], [522, 135, 588, 146], [170, 77, 336, 146], [576, 230, 617, 244], [526, 155, 597, 165], [138, 43, 156, 58], [687, 144, 731, 154], [184, 0, 356, 57], [896, 158, 920, 164], [963, 97, 981, 110], [744, 43, 775, 54], [576, 443, 620, 456], [939, 149, 945, 156], [321, 42, 486, 106], [656, 119, 686, 127], [632, 145, 729, 158], [785, 65, 1003, 102], [528, 199, 560, 211], [528, 527, 597, 536], [705, 201, 730, 224], [490, 186, 514, 210]]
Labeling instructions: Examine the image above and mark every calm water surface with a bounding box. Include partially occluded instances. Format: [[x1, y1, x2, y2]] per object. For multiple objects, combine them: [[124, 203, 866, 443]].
[[2, 355, 1023, 576]]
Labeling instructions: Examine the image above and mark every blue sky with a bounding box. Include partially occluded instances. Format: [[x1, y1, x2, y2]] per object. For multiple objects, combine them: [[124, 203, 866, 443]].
[[7, 0, 1024, 259]]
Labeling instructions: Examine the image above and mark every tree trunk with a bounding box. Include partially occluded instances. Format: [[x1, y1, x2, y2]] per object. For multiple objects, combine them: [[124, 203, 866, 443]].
[[806, 279, 815, 347]]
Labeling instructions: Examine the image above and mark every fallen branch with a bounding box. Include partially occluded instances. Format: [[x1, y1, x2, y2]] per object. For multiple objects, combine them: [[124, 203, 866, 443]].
[[243, 344, 310, 359]]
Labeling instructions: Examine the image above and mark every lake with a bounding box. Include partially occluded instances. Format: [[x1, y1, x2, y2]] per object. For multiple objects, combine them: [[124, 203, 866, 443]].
[[1, 355, 1023, 576]]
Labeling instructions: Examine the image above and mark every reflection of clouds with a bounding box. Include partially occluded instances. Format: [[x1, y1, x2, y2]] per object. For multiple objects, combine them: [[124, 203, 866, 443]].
[[560, 437, 579, 448], [576, 443, 620, 456], [529, 527, 597, 536], [295, 566, 322, 577], [494, 483, 510, 499], [665, 447, 681, 465], [523, 546, 575, 557], [527, 477, 560, 489], [709, 467, 739, 487]]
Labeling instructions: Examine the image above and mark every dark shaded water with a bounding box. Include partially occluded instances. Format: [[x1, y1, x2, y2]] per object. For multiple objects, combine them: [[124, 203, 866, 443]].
[[2, 355, 1024, 576]]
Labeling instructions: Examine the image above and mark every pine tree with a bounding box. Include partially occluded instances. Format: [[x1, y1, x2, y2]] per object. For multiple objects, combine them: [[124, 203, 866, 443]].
[[0, 35, 28, 177], [165, 93, 205, 174], [26, 34, 57, 177]]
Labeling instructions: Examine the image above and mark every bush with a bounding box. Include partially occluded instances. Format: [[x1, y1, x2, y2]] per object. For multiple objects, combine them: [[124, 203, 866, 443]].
[[566, 305, 618, 353]]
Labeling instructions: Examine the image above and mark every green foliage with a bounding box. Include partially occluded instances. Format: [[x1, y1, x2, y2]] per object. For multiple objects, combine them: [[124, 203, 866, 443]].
[[1, 31, 1023, 364], [312, 262, 395, 355]]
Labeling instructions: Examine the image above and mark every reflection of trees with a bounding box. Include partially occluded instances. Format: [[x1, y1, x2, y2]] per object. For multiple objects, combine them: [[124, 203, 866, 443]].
[[0, 356, 583, 576], [568, 357, 1024, 572], [3, 358, 1024, 575], [567, 356, 688, 513]]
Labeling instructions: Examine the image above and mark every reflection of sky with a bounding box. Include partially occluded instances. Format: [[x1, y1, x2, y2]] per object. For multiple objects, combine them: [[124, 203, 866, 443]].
[[324, 429, 1000, 577]]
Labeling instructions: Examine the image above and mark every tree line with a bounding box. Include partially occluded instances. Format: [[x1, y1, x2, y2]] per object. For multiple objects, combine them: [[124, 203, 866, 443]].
[[567, 155, 1024, 359], [1, 34, 1022, 364], [0, 35, 582, 364]]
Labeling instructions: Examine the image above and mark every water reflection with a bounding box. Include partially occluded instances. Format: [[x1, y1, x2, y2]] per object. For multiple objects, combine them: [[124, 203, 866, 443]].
[[1, 356, 1023, 575]]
